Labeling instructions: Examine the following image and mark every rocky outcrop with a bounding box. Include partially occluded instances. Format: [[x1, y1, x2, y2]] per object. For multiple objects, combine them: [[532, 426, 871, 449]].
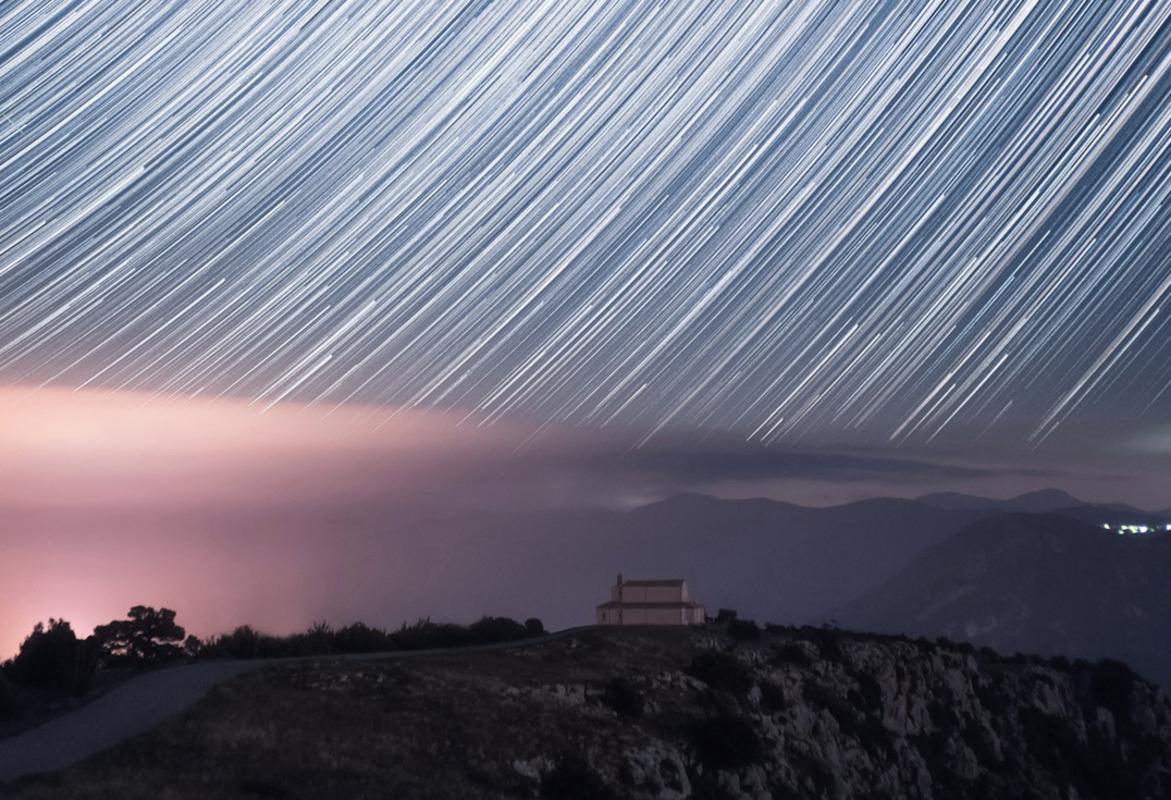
[[498, 627, 1171, 800]]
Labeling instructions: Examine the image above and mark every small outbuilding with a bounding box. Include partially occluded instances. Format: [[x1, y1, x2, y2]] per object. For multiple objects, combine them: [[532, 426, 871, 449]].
[[596, 574, 706, 626]]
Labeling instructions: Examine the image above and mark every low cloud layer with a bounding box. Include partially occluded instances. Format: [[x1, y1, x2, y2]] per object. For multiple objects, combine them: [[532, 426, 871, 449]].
[[0, 385, 1064, 515], [1, 385, 1164, 658]]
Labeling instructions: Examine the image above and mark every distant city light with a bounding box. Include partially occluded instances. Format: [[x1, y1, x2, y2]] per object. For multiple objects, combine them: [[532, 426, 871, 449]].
[[1100, 522, 1166, 536]]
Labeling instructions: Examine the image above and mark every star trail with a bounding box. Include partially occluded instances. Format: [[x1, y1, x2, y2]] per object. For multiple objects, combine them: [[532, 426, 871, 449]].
[[2, 0, 1170, 449]]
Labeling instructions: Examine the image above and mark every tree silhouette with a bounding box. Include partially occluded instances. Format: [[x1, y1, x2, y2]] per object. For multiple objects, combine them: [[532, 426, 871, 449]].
[[4, 618, 90, 693], [91, 606, 186, 666], [0, 669, 18, 718]]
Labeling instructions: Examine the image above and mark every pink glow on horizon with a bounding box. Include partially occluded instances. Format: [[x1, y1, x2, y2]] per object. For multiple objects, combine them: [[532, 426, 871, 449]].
[[3, 385, 1161, 660], [0, 385, 537, 511], [0, 385, 547, 657]]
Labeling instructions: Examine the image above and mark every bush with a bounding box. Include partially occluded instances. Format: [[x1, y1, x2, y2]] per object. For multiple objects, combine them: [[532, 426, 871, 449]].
[[602, 676, 644, 718], [1090, 659, 1135, 721], [390, 619, 471, 651], [333, 622, 396, 653], [6, 619, 90, 693], [467, 616, 529, 644], [0, 670, 19, 719], [209, 625, 265, 659], [541, 754, 615, 800], [687, 652, 753, 694], [304, 621, 334, 654], [803, 681, 863, 736], [806, 625, 845, 663], [715, 609, 738, 624], [771, 642, 814, 667], [727, 618, 762, 642], [1018, 707, 1079, 776], [856, 671, 883, 708], [197, 615, 544, 661], [759, 680, 788, 713], [688, 715, 762, 770]]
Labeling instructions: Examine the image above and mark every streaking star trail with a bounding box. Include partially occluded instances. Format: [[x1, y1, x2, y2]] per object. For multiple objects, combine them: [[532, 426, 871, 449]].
[[1, 0, 1170, 449]]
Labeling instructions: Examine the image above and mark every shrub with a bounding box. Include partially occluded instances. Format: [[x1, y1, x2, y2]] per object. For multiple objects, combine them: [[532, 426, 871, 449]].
[[803, 681, 863, 735], [687, 652, 753, 694], [1090, 659, 1135, 721], [856, 714, 894, 758], [467, 616, 529, 644], [541, 754, 615, 800], [212, 625, 264, 659], [196, 615, 543, 661], [304, 620, 334, 654], [856, 671, 883, 708], [333, 622, 396, 653], [975, 680, 1010, 717], [928, 700, 960, 734], [602, 676, 644, 718], [1018, 707, 1079, 777], [0, 670, 19, 719], [6, 619, 90, 693], [771, 642, 813, 667], [759, 680, 788, 713], [727, 618, 762, 642], [715, 608, 738, 623], [807, 625, 845, 663], [962, 720, 1001, 765], [392, 619, 471, 650], [688, 715, 763, 770]]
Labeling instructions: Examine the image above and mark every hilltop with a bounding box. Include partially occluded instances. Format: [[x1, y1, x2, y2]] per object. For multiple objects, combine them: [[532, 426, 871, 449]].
[[7, 625, 1170, 799]]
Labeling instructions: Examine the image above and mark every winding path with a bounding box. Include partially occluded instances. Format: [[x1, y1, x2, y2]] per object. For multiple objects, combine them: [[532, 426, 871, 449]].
[[0, 629, 581, 784]]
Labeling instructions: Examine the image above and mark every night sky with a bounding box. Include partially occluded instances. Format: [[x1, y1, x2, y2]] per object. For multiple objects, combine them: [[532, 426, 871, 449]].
[[1, 2, 1171, 649], [2, 0, 1169, 452]]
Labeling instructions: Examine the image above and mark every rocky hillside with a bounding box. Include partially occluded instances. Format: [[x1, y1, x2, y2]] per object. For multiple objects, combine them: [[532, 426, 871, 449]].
[[834, 513, 1171, 688], [8, 625, 1171, 799]]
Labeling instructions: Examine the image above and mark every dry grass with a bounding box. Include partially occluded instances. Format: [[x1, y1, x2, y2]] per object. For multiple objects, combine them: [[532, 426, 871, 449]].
[[4, 628, 699, 800]]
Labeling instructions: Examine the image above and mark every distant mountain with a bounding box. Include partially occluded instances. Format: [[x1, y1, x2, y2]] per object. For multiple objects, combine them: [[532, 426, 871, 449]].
[[915, 490, 1167, 529], [373, 494, 995, 631], [916, 488, 1085, 513], [834, 513, 1171, 687]]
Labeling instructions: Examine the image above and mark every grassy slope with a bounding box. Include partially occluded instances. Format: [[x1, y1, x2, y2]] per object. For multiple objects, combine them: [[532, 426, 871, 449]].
[[6, 628, 696, 799]]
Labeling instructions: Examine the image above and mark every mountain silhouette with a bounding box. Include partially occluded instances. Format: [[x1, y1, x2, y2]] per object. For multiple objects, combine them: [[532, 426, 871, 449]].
[[833, 513, 1171, 686], [915, 488, 1086, 513], [380, 494, 993, 630]]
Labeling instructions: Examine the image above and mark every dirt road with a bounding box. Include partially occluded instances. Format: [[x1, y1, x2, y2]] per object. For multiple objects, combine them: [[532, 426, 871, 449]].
[[0, 630, 578, 784]]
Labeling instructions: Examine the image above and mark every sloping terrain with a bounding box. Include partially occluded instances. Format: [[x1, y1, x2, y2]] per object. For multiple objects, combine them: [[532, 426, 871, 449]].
[[7, 626, 1170, 799], [835, 514, 1171, 687]]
